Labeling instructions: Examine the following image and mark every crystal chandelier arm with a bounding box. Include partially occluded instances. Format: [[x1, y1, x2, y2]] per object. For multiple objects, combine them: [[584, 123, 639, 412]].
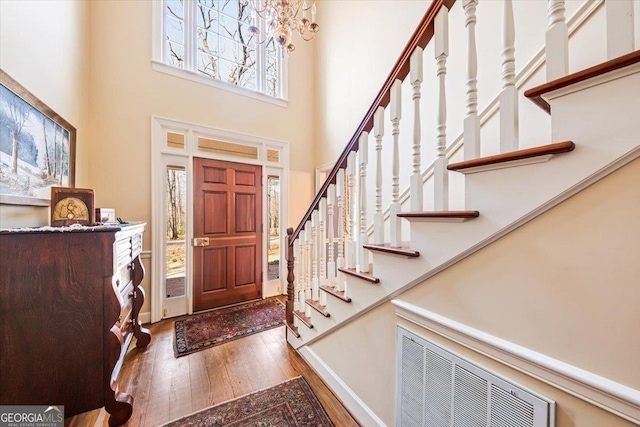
[[300, 29, 316, 42], [249, 0, 318, 55], [249, 0, 275, 21]]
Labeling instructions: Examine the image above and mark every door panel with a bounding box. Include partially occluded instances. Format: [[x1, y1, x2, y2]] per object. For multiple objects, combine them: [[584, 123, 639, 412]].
[[194, 158, 262, 311], [204, 191, 227, 234], [203, 166, 226, 184], [202, 247, 227, 292], [235, 245, 256, 285], [235, 170, 256, 186], [235, 193, 256, 232]]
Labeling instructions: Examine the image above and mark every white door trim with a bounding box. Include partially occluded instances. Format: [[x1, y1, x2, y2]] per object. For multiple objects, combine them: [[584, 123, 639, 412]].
[[151, 116, 290, 322]]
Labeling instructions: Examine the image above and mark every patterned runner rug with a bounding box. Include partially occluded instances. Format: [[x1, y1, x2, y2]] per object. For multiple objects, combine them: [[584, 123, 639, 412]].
[[174, 297, 285, 357], [162, 376, 334, 427]]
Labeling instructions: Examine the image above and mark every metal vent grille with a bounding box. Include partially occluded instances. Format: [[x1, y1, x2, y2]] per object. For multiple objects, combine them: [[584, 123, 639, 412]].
[[424, 348, 452, 426], [396, 327, 555, 427], [400, 336, 425, 427], [491, 384, 535, 427], [453, 365, 488, 426]]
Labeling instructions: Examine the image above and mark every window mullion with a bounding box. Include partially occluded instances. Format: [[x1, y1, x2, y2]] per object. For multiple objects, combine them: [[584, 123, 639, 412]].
[[256, 12, 265, 94], [185, 0, 197, 72]]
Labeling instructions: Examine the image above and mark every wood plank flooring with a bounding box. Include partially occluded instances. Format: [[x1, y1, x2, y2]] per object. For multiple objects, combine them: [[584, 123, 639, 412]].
[[65, 318, 360, 426]]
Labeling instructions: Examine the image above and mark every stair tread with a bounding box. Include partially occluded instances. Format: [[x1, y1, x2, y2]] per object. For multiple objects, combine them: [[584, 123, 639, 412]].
[[363, 244, 420, 258], [524, 50, 640, 113], [287, 324, 301, 338], [319, 285, 352, 302], [338, 267, 380, 283], [305, 299, 331, 317], [448, 141, 575, 172], [293, 310, 313, 328], [398, 211, 479, 218]]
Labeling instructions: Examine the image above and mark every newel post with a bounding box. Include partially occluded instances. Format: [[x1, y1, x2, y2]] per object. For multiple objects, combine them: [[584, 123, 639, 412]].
[[286, 227, 295, 327]]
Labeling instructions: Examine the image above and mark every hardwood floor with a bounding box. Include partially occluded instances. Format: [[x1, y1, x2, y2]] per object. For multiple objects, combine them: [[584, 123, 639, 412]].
[[65, 318, 360, 426]]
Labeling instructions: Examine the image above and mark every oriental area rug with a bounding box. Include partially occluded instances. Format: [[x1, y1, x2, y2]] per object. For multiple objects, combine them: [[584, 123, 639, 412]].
[[162, 376, 334, 427], [174, 297, 285, 358]]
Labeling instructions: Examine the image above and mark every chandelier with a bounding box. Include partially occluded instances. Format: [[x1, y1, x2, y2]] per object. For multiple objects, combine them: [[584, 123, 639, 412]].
[[248, 0, 320, 54]]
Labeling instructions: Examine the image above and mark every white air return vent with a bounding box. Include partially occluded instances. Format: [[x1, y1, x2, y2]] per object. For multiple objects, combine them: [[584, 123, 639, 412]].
[[397, 327, 555, 427]]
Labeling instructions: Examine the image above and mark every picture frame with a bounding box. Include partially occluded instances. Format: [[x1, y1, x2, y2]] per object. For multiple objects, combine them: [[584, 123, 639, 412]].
[[50, 187, 94, 227], [95, 208, 116, 224], [0, 69, 76, 206]]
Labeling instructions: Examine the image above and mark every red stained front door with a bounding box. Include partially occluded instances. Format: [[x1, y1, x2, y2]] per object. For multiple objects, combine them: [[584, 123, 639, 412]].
[[193, 158, 262, 311]]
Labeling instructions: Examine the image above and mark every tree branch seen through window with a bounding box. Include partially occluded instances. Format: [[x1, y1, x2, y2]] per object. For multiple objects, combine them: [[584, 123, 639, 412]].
[[163, 0, 280, 97]]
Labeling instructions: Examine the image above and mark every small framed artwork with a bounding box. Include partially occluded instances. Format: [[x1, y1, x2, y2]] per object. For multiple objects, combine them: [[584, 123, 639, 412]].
[[95, 208, 116, 223], [0, 69, 76, 206], [50, 187, 94, 226]]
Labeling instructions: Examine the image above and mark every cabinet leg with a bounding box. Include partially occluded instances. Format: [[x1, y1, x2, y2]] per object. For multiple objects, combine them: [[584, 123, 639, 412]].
[[134, 321, 152, 348], [105, 389, 133, 427], [131, 256, 152, 348], [106, 328, 133, 427]]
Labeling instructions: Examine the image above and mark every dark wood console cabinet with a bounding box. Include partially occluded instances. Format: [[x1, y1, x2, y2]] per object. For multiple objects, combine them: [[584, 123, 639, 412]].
[[0, 222, 150, 427]]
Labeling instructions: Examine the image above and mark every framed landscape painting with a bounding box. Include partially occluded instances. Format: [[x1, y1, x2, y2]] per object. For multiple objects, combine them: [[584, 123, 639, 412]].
[[0, 69, 76, 206]]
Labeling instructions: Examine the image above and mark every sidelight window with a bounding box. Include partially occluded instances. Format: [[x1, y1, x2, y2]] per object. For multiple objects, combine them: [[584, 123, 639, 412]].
[[267, 175, 280, 281], [165, 166, 187, 298]]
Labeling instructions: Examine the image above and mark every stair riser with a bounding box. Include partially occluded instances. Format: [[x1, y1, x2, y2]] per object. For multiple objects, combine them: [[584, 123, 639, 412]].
[[548, 65, 640, 146], [292, 67, 640, 349]]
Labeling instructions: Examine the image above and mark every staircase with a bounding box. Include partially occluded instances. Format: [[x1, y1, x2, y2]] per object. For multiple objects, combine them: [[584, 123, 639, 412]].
[[284, 0, 639, 376]]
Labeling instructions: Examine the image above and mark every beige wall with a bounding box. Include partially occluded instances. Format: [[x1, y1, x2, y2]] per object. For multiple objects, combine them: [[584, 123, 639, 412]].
[[1, 0, 318, 317], [86, 0, 318, 315], [0, 0, 316, 231], [0, 0, 90, 228], [310, 157, 640, 426], [313, 0, 431, 167], [88, 0, 316, 240]]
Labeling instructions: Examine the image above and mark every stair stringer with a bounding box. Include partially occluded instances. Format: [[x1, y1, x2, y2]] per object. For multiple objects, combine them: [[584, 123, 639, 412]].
[[288, 62, 640, 350]]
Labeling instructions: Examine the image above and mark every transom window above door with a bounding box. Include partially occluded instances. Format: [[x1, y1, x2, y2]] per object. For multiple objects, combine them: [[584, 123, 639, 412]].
[[159, 0, 285, 100]]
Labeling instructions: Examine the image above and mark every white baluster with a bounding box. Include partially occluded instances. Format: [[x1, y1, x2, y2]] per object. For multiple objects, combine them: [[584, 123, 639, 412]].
[[434, 7, 449, 211], [336, 169, 346, 293], [373, 107, 385, 245], [463, 0, 480, 160], [319, 197, 327, 305], [546, 0, 568, 80], [311, 210, 319, 301], [500, 0, 518, 153], [358, 132, 369, 273], [305, 221, 312, 317], [606, 0, 635, 59], [347, 151, 357, 267], [297, 233, 305, 313], [326, 184, 336, 289], [410, 47, 424, 211], [390, 79, 402, 247], [293, 238, 299, 312]]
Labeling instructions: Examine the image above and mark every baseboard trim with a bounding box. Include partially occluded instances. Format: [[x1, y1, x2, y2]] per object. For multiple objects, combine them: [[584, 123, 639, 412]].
[[298, 347, 388, 427], [392, 300, 640, 424], [139, 311, 151, 325]]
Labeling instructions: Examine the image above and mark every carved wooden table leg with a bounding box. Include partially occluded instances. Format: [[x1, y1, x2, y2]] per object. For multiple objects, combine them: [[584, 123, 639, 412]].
[[105, 323, 133, 426], [131, 255, 151, 348]]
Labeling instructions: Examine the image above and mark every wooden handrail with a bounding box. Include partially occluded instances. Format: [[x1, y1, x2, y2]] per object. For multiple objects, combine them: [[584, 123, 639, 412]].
[[289, 0, 457, 244]]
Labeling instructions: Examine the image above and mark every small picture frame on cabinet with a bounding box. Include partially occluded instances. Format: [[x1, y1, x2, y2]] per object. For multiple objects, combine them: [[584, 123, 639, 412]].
[[95, 208, 116, 224], [50, 187, 95, 226]]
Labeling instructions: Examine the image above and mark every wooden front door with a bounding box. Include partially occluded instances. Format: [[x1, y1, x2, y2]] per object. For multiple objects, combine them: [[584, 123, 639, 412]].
[[193, 158, 262, 311]]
